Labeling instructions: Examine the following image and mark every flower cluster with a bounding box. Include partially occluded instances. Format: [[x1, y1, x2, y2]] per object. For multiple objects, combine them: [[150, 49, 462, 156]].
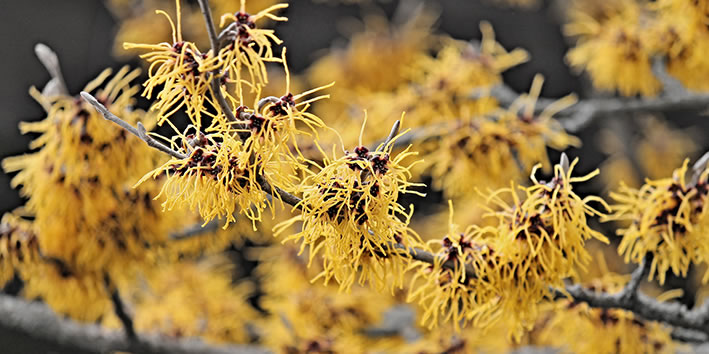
[[409, 156, 608, 339], [564, 0, 709, 95], [0, 213, 39, 288], [138, 131, 268, 229], [277, 132, 424, 291], [419, 75, 580, 197], [6, 0, 709, 351], [609, 159, 709, 284], [119, 258, 257, 343], [124, 0, 288, 129], [1, 68, 182, 280], [255, 243, 404, 353], [203, 1, 288, 99]]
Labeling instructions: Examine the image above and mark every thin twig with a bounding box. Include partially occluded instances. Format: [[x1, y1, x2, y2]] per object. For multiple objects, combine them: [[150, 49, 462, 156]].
[[80, 92, 187, 160], [196, 0, 239, 125], [391, 83, 709, 151], [621, 254, 651, 304], [671, 327, 708, 343], [103, 274, 136, 340], [376, 120, 401, 152], [256, 175, 304, 211], [196, 0, 220, 54], [691, 151, 709, 186], [210, 79, 240, 124], [393, 243, 476, 279], [170, 219, 222, 240], [490, 83, 709, 133]]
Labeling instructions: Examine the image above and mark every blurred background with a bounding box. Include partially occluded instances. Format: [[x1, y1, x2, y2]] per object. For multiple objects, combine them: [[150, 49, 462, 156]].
[[2, 0, 708, 352], [0, 0, 585, 216]]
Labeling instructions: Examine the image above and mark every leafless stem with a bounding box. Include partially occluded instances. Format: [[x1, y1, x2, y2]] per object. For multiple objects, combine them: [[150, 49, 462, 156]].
[[80, 92, 187, 160], [392, 243, 476, 279], [210, 79, 239, 124], [691, 151, 709, 186], [490, 83, 709, 133], [34, 43, 68, 96], [392, 82, 709, 152], [103, 274, 136, 340], [196, 0, 239, 125], [671, 327, 708, 343], [196, 0, 220, 54], [256, 175, 304, 211], [170, 219, 222, 240]]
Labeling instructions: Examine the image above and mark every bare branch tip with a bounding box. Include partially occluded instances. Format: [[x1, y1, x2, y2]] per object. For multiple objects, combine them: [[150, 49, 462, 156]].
[[79, 91, 95, 104], [559, 152, 570, 173], [136, 122, 148, 138]]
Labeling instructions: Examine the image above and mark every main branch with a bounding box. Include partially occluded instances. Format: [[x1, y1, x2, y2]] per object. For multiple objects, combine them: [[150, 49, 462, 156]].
[[562, 255, 709, 340], [0, 294, 269, 354]]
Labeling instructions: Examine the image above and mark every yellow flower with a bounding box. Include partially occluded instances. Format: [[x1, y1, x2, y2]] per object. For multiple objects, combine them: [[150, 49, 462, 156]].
[[0, 213, 40, 288], [409, 23, 529, 106], [276, 126, 424, 291], [125, 258, 257, 344], [138, 130, 271, 229], [409, 156, 608, 340], [608, 159, 709, 284], [418, 75, 580, 197], [123, 1, 212, 128], [565, 1, 661, 96], [220, 65, 331, 168], [652, 0, 709, 90], [255, 243, 403, 354], [200, 1, 288, 99], [2, 67, 180, 278], [308, 10, 435, 94], [21, 262, 111, 322], [408, 202, 500, 333]]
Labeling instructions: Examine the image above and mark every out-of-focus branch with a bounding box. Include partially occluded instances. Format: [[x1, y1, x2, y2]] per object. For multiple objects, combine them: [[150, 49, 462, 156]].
[[104, 274, 136, 339], [391, 80, 709, 150], [170, 219, 222, 240], [491, 83, 709, 133], [196, 0, 239, 125], [0, 293, 270, 354], [34, 43, 68, 96], [671, 327, 708, 343], [80, 92, 187, 160]]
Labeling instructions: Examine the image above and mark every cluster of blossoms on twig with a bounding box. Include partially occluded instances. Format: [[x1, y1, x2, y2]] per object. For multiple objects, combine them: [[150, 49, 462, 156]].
[[609, 158, 709, 284], [565, 0, 709, 95], [410, 156, 609, 339], [277, 124, 424, 291]]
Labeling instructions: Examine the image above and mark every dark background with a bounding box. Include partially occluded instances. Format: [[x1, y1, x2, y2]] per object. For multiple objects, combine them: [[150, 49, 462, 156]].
[[3, 1, 703, 353]]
